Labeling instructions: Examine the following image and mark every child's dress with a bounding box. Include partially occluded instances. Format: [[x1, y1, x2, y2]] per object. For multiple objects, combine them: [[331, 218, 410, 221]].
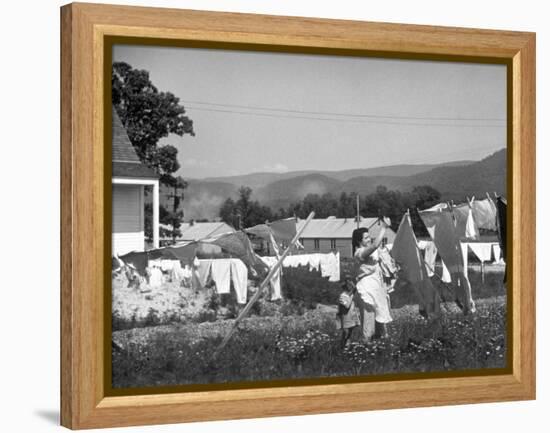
[[336, 292, 360, 329]]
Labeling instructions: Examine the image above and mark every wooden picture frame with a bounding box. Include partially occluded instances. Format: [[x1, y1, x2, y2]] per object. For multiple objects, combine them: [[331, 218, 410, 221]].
[[60, 2, 535, 429]]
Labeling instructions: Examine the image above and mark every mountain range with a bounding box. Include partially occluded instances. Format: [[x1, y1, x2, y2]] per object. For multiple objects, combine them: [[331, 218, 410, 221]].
[[161, 149, 506, 221]]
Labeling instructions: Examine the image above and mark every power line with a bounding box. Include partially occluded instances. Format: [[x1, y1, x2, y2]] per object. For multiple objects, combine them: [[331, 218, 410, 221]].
[[182, 99, 505, 123], [185, 105, 505, 128]]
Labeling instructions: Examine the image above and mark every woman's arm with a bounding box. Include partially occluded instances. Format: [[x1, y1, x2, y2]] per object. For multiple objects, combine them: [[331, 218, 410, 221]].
[[357, 217, 391, 259]]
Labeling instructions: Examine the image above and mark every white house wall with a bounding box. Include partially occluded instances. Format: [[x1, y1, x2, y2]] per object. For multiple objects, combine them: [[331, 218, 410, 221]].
[[112, 184, 145, 255]]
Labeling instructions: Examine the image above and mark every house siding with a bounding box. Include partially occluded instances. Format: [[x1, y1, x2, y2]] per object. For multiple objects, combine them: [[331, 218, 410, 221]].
[[301, 238, 354, 257], [112, 184, 144, 255], [301, 232, 396, 258]]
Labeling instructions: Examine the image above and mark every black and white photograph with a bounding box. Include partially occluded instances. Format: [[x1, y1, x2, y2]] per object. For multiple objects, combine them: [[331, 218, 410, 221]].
[[110, 44, 508, 390]]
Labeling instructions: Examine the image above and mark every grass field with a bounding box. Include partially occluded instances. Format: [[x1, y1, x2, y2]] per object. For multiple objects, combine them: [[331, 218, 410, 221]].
[[111, 266, 507, 389]]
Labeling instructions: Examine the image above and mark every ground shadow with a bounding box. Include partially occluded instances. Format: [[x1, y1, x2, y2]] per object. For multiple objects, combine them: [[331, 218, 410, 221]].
[[34, 409, 59, 425]]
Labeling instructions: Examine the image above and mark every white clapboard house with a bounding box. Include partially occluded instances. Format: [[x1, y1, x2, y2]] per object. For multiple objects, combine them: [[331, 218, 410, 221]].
[[112, 108, 159, 256]]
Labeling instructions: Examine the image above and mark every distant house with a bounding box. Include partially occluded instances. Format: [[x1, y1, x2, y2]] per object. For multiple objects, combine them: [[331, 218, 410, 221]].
[[160, 221, 235, 244], [296, 216, 397, 258], [112, 108, 159, 256]]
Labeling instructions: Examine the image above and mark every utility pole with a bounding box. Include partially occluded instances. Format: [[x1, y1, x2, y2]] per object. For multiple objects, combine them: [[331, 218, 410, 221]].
[[166, 179, 185, 244]]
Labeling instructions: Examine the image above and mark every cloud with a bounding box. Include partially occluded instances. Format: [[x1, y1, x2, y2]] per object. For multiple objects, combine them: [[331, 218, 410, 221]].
[[182, 158, 210, 168], [261, 163, 288, 173]]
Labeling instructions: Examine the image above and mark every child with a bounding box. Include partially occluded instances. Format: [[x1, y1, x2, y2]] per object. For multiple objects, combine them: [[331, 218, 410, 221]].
[[336, 279, 360, 349]]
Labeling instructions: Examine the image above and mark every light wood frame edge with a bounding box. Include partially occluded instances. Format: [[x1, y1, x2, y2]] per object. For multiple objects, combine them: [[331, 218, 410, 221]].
[[60, 2, 536, 429]]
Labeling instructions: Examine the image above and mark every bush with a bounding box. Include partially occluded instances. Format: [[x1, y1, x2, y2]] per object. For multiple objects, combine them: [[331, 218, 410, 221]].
[[281, 266, 340, 308]]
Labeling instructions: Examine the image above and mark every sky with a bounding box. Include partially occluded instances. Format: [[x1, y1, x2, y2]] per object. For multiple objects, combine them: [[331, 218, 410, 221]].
[[113, 45, 507, 179]]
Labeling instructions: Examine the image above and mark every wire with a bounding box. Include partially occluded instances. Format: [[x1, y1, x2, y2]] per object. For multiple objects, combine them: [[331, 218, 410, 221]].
[[185, 105, 505, 128], [182, 99, 505, 123]]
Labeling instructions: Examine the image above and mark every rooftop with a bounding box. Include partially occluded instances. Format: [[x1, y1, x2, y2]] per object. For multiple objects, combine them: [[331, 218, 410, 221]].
[[297, 216, 395, 239], [112, 107, 158, 179]]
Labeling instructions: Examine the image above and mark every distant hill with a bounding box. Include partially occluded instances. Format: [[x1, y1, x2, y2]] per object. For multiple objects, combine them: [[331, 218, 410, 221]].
[[255, 174, 342, 211], [176, 150, 505, 220]]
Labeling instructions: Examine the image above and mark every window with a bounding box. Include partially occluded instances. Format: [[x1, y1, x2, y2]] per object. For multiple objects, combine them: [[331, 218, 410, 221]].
[[330, 239, 337, 250], [314, 239, 320, 250]]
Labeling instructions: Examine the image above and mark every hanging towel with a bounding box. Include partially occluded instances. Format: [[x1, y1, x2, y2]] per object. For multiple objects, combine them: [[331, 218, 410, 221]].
[[211, 259, 231, 294], [391, 214, 440, 318], [469, 243, 493, 263], [229, 259, 248, 304]]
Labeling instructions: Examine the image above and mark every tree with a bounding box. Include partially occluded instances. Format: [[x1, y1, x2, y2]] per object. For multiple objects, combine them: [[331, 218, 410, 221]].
[[112, 61, 195, 243], [219, 187, 274, 229], [112, 62, 194, 168]]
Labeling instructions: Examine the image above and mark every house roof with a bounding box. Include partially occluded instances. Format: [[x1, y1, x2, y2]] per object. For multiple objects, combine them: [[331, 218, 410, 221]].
[[296, 216, 395, 239], [161, 222, 236, 241], [112, 107, 158, 179]]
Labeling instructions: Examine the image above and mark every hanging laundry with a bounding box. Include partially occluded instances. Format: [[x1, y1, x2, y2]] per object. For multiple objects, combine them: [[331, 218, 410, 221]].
[[468, 243, 493, 263], [269, 218, 298, 245], [391, 214, 440, 318], [472, 198, 498, 231], [211, 259, 231, 294], [441, 260, 451, 283], [148, 266, 163, 289], [165, 242, 198, 262], [259, 256, 283, 301], [453, 204, 480, 240], [492, 244, 503, 263], [461, 242, 470, 278], [423, 241, 438, 277], [418, 206, 475, 314], [229, 259, 249, 303], [319, 252, 340, 282], [418, 208, 464, 274], [196, 260, 213, 289], [496, 197, 507, 262], [119, 251, 149, 277]]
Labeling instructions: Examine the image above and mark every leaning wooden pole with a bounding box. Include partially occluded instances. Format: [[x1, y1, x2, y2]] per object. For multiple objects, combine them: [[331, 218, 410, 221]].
[[212, 211, 316, 359]]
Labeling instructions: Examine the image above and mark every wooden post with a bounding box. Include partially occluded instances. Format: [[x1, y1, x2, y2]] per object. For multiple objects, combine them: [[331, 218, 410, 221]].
[[212, 211, 316, 359]]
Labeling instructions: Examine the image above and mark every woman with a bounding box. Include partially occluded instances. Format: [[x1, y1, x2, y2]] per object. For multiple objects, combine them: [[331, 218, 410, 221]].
[[351, 217, 392, 342]]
